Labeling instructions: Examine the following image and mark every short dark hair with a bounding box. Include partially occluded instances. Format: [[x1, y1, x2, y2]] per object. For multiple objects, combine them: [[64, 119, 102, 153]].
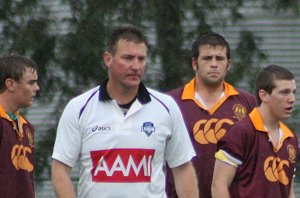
[[0, 54, 37, 91], [106, 24, 148, 55], [255, 64, 294, 105], [191, 32, 230, 59]]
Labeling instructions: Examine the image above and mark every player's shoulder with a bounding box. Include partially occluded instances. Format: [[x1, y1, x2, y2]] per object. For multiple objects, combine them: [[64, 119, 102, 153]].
[[69, 86, 100, 105], [235, 114, 252, 128], [147, 87, 182, 111], [234, 87, 257, 106], [147, 87, 174, 102], [235, 88, 255, 98], [227, 114, 254, 138], [166, 86, 184, 99]]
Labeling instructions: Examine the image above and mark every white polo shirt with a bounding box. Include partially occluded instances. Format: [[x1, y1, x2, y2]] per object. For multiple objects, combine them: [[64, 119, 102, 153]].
[[52, 80, 195, 198]]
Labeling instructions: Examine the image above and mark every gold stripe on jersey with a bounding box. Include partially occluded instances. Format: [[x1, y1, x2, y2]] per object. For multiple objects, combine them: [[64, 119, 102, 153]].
[[215, 150, 238, 167]]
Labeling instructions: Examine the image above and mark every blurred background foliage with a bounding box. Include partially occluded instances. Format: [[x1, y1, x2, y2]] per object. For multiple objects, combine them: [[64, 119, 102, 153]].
[[0, 0, 299, 181]]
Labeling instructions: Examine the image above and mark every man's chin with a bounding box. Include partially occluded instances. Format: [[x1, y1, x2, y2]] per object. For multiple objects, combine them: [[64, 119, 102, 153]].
[[24, 101, 33, 108], [204, 79, 223, 87], [280, 114, 292, 121], [127, 79, 141, 85]]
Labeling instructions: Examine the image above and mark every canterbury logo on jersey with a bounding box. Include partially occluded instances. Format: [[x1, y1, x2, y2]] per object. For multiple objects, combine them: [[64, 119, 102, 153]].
[[264, 156, 290, 185], [90, 148, 155, 182], [193, 118, 234, 144], [11, 145, 33, 172]]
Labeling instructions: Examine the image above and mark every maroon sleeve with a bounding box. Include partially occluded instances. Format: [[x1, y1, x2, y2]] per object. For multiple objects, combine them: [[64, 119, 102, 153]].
[[217, 116, 254, 163]]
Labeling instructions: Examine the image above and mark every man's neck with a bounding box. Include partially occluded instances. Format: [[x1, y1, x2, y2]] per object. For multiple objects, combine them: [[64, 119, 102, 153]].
[[106, 82, 138, 105], [258, 106, 280, 132], [259, 106, 281, 148], [0, 94, 18, 114], [195, 81, 225, 109]]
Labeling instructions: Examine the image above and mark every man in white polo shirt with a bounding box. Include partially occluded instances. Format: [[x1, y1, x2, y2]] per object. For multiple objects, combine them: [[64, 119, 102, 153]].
[[51, 24, 198, 198]]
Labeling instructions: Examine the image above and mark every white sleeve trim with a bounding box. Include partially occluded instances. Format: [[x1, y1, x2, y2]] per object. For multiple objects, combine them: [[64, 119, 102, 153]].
[[221, 150, 243, 166]]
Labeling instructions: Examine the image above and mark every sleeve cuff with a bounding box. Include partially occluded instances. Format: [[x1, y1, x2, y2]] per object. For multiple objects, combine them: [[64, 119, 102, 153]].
[[215, 150, 242, 167]]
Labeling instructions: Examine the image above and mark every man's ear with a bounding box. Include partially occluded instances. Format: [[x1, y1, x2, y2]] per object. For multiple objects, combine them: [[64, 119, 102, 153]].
[[5, 78, 16, 92], [103, 52, 112, 68], [192, 58, 198, 71], [258, 89, 269, 103], [226, 59, 232, 72]]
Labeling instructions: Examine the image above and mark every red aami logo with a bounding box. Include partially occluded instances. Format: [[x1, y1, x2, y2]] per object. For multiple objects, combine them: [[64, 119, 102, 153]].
[[90, 148, 155, 182]]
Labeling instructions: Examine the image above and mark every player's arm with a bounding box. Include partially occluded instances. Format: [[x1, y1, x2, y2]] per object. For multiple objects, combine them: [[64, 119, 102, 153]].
[[52, 159, 76, 198], [288, 178, 296, 198], [211, 158, 237, 198], [171, 161, 199, 198]]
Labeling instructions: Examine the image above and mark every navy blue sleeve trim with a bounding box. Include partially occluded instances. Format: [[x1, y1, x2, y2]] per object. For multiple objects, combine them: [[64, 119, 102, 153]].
[[79, 88, 100, 119], [149, 93, 170, 114]]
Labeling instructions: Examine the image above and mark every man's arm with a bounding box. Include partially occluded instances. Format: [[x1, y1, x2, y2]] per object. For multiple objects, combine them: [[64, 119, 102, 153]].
[[51, 159, 76, 198], [211, 159, 237, 198], [171, 161, 199, 198], [289, 179, 296, 198]]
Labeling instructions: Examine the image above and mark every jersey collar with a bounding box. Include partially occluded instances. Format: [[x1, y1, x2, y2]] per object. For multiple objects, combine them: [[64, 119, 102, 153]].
[[0, 105, 28, 141], [249, 107, 294, 151], [98, 79, 151, 105], [249, 107, 294, 137], [0, 105, 27, 124], [181, 78, 239, 114]]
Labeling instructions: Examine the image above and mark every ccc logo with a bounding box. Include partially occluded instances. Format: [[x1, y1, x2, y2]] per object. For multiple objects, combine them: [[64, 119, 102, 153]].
[[264, 157, 289, 185], [11, 145, 33, 172], [193, 118, 234, 144]]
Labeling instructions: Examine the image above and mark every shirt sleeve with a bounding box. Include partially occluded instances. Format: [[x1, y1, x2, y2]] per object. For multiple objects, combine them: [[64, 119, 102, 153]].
[[164, 97, 196, 168], [215, 150, 240, 167], [52, 100, 81, 168], [216, 118, 252, 167]]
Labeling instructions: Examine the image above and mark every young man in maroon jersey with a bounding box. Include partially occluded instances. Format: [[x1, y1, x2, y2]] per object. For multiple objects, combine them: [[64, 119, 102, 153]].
[[0, 54, 40, 198], [212, 65, 298, 198], [166, 32, 257, 198]]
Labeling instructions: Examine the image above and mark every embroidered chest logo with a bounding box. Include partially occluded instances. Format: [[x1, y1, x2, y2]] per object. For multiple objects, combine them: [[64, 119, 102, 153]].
[[26, 128, 34, 147], [232, 104, 248, 120], [11, 145, 33, 172], [90, 148, 155, 182], [264, 156, 289, 185], [141, 122, 155, 137], [193, 118, 234, 144], [287, 144, 296, 164]]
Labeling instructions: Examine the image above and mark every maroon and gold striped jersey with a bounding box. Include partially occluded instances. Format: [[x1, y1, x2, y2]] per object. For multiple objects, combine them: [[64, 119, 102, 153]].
[[167, 78, 257, 198], [218, 108, 298, 197], [0, 106, 35, 198]]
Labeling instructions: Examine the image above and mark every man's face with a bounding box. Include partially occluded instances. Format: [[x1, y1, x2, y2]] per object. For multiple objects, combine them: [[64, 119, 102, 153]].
[[104, 39, 147, 90], [14, 68, 39, 108], [192, 44, 231, 87], [264, 79, 296, 121]]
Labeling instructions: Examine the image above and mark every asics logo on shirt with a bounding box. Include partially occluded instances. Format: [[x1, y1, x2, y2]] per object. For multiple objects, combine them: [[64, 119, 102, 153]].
[[193, 118, 234, 144], [90, 148, 155, 182], [91, 125, 111, 132], [264, 156, 290, 185]]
